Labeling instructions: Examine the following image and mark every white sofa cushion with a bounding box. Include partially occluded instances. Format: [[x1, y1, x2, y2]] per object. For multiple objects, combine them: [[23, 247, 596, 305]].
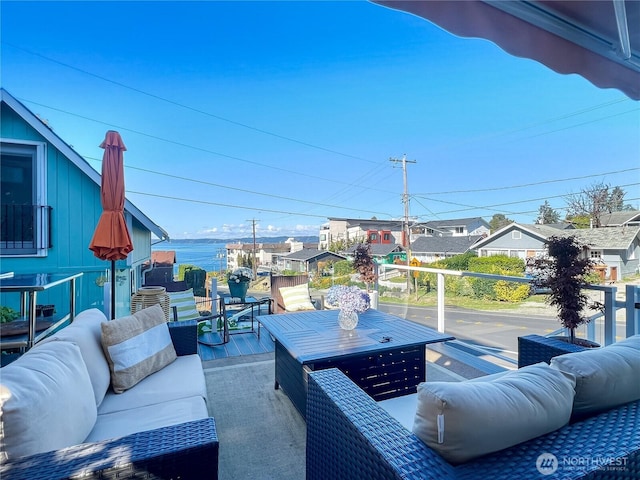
[[412, 362, 576, 464], [101, 304, 177, 393], [0, 341, 97, 460], [38, 308, 110, 406], [551, 334, 640, 417], [279, 283, 315, 311], [86, 395, 208, 442], [98, 354, 207, 415]]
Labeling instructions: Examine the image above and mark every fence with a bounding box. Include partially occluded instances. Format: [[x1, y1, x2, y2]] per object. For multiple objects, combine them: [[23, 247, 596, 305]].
[[378, 264, 640, 347]]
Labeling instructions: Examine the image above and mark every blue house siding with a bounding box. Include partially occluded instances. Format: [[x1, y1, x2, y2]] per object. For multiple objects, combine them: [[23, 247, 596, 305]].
[[1, 89, 168, 320]]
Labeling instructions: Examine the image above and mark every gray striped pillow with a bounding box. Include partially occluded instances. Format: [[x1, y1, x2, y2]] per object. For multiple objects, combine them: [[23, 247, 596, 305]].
[[101, 304, 177, 393]]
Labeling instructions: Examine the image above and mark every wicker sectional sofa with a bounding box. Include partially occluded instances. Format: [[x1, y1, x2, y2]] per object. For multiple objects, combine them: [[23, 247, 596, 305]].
[[306, 339, 640, 480], [1, 307, 218, 480]]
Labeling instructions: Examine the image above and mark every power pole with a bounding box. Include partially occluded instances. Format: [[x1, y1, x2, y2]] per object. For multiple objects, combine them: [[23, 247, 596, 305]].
[[390, 154, 416, 293], [246, 218, 260, 279]]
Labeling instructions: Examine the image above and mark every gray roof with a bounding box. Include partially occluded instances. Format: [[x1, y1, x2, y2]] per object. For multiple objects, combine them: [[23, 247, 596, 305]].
[[599, 211, 640, 227], [411, 235, 483, 254], [345, 243, 404, 256], [284, 249, 346, 262], [556, 226, 640, 250]]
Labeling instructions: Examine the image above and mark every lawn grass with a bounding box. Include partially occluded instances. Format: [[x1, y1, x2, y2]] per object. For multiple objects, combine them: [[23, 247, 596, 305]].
[[380, 288, 550, 311]]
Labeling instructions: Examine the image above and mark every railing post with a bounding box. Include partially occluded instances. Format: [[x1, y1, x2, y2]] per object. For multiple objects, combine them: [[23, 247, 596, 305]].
[[602, 286, 617, 346], [627, 284, 640, 338], [437, 272, 445, 333]]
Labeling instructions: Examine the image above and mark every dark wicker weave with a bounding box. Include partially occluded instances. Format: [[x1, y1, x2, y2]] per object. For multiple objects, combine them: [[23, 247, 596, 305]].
[[307, 368, 640, 480], [0, 418, 219, 480], [168, 319, 198, 355], [518, 334, 588, 368], [1, 320, 219, 480]]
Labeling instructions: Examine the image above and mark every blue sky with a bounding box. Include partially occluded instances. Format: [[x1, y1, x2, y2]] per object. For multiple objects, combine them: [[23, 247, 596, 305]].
[[2, 1, 639, 240]]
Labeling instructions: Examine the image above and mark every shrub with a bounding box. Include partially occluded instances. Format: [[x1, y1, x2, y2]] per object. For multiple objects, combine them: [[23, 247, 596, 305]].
[[333, 260, 354, 276], [494, 280, 531, 302]]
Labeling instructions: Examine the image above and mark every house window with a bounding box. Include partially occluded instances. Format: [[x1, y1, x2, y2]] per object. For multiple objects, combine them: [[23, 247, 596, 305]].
[[369, 233, 378, 241], [455, 226, 464, 234], [512, 231, 522, 239], [590, 250, 602, 259], [383, 233, 390, 241], [0, 140, 49, 256]]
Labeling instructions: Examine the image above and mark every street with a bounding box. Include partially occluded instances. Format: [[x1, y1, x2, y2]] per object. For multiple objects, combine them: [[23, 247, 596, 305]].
[[379, 303, 559, 362]]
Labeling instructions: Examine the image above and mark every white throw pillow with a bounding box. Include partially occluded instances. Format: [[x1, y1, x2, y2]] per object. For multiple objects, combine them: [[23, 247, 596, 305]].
[[279, 283, 315, 311], [168, 289, 201, 321], [412, 362, 576, 464], [38, 308, 111, 406], [101, 304, 177, 393], [551, 334, 640, 417], [0, 341, 97, 460]]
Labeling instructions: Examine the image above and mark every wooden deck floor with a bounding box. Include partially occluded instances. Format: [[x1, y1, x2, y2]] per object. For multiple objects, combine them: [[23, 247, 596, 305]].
[[197, 322, 275, 362]]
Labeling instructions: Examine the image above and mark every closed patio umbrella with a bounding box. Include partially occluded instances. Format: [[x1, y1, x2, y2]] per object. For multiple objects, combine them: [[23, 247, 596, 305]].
[[89, 130, 133, 319]]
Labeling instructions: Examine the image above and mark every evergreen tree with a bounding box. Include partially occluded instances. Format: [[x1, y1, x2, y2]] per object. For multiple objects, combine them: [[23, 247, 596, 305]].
[[536, 201, 560, 224]]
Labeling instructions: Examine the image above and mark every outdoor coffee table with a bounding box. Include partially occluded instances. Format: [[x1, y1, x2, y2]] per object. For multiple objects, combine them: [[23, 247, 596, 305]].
[[257, 309, 454, 419]]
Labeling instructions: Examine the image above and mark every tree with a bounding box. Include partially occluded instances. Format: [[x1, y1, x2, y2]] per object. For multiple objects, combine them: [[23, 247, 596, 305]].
[[489, 213, 513, 232], [565, 182, 628, 228], [351, 242, 377, 291], [536, 201, 560, 224], [530, 236, 601, 344]]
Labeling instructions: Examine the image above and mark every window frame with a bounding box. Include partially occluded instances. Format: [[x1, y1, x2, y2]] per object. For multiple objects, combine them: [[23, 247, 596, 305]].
[[0, 139, 48, 257]]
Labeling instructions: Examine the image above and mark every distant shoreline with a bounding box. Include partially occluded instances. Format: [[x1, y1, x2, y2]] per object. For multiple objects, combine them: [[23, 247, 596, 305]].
[[160, 236, 319, 244]]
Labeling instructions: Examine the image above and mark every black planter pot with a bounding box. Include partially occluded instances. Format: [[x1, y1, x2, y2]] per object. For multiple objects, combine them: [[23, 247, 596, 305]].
[[518, 334, 600, 368], [36, 305, 55, 317]]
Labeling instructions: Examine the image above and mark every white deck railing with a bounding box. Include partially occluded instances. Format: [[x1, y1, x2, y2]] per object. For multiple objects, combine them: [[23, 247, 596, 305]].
[[377, 264, 640, 347]]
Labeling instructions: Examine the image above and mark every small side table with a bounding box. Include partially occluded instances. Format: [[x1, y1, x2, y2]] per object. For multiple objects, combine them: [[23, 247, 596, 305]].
[[221, 295, 273, 339]]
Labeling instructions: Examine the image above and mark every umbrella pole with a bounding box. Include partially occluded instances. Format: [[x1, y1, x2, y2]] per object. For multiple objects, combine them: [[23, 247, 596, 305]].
[[111, 260, 116, 320]]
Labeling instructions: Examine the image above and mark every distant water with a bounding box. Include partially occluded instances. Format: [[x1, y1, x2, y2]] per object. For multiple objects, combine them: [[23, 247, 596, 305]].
[[152, 241, 227, 273]]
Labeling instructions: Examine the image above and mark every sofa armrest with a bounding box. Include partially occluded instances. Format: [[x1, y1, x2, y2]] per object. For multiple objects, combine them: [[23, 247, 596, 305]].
[[306, 368, 455, 480], [168, 319, 198, 355], [0, 418, 219, 480]]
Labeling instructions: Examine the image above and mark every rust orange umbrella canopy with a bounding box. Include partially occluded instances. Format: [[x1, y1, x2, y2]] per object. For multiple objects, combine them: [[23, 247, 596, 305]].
[[89, 130, 133, 261]]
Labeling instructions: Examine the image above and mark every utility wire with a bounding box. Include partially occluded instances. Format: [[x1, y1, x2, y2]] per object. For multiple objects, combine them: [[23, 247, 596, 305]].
[[4, 42, 375, 163], [26, 98, 397, 195]]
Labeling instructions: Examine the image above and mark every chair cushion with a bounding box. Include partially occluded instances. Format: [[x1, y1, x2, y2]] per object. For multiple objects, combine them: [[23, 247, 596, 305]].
[[98, 354, 206, 415], [279, 283, 315, 311], [0, 341, 97, 460], [101, 304, 177, 393], [550, 334, 640, 417], [412, 362, 576, 464], [38, 308, 111, 407], [168, 288, 201, 321]]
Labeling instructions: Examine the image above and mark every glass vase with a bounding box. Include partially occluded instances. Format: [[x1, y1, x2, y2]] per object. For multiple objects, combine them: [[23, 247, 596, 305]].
[[338, 309, 359, 330]]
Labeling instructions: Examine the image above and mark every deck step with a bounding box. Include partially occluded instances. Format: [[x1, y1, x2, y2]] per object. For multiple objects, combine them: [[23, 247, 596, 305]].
[[427, 341, 510, 378]]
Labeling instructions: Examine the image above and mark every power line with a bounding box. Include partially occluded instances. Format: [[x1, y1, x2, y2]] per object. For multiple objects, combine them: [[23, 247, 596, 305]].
[[4, 42, 375, 163], [25, 98, 397, 196], [414, 168, 640, 195]]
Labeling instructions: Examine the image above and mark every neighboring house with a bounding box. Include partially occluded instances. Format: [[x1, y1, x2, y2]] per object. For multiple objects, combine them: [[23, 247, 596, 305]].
[[410, 235, 483, 264], [279, 249, 347, 274], [599, 210, 640, 228], [344, 243, 405, 265], [473, 222, 640, 281], [411, 217, 490, 239], [318, 216, 490, 251], [319, 218, 405, 250], [226, 238, 318, 271], [142, 251, 177, 285], [0, 89, 168, 318]]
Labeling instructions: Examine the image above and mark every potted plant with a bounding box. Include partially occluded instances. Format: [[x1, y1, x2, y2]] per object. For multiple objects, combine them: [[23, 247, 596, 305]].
[[36, 304, 56, 317], [519, 235, 602, 366], [226, 267, 254, 302], [0, 306, 19, 323], [352, 242, 378, 308]]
